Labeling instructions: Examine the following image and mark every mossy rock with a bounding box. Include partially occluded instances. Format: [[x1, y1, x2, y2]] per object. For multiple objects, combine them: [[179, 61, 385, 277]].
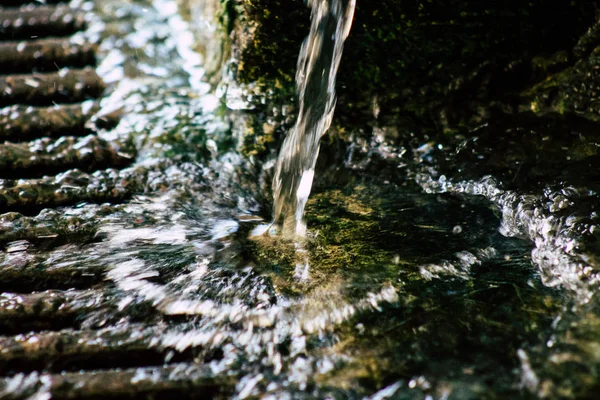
[[220, 0, 600, 140]]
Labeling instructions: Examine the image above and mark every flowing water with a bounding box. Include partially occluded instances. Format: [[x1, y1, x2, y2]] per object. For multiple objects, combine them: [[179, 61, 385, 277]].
[[271, 0, 355, 237], [2, 0, 600, 399]]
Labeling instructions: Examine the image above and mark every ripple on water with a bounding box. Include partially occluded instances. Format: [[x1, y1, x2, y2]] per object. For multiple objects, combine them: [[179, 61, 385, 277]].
[[57, 167, 560, 398]]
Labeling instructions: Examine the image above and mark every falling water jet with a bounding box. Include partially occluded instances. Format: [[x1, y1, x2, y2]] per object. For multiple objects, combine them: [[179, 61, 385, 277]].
[[270, 0, 356, 238]]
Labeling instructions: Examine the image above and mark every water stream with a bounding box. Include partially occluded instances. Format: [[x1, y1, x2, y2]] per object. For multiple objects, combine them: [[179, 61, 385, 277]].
[[271, 0, 355, 238]]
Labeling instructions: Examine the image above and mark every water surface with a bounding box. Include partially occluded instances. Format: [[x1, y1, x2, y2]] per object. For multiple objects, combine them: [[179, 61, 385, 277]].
[[6, 0, 598, 399]]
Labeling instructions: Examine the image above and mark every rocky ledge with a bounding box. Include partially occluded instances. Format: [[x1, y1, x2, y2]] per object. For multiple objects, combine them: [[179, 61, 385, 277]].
[[184, 0, 600, 156]]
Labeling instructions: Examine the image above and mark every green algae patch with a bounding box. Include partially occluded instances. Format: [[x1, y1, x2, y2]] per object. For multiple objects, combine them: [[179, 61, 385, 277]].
[[305, 186, 412, 280], [248, 182, 415, 298], [525, 303, 600, 399], [241, 116, 283, 159], [229, 0, 308, 86], [314, 243, 563, 398], [521, 45, 600, 124], [247, 234, 302, 296]]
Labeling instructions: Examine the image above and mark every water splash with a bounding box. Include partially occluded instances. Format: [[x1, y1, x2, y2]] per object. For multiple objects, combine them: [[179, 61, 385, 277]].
[[1, 0, 587, 398], [272, 0, 355, 237]]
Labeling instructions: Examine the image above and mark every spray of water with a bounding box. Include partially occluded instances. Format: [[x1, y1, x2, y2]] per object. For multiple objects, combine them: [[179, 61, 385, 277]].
[[271, 0, 355, 237]]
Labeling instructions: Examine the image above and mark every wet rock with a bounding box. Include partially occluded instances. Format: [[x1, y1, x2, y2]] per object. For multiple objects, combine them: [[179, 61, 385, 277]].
[[0, 103, 104, 143], [0, 38, 96, 74], [0, 364, 234, 400], [0, 289, 111, 335], [0, 135, 133, 179], [0, 5, 87, 41], [199, 0, 600, 145], [0, 68, 106, 107], [0, 165, 149, 214], [0, 323, 177, 374], [0, 209, 99, 246], [0, 246, 106, 293]]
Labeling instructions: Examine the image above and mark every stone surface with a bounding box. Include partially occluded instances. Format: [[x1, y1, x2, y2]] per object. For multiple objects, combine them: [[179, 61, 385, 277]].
[[215, 0, 600, 140]]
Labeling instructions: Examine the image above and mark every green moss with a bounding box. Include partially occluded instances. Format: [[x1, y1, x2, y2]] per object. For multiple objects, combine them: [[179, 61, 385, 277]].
[[240, 114, 281, 158], [520, 43, 600, 122], [223, 0, 600, 142]]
